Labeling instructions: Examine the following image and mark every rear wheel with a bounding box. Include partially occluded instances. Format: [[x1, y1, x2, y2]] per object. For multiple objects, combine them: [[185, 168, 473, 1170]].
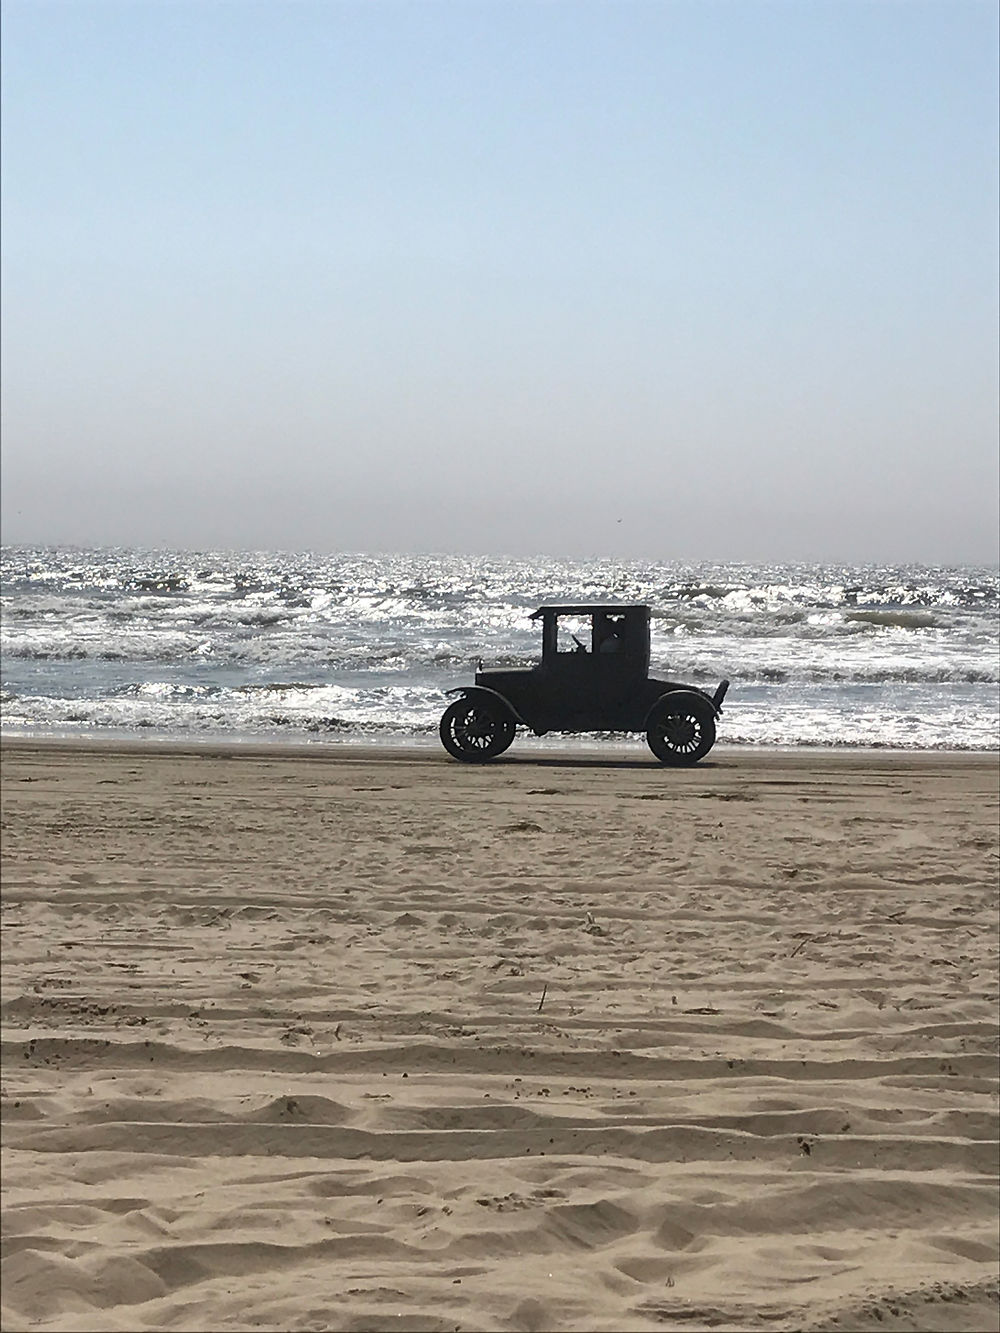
[[439, 697, 515, 762], [647, 699, 716, 765]]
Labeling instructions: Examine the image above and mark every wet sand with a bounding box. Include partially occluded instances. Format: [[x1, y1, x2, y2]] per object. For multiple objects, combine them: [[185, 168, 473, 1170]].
[[1, 739, 998, 1332]]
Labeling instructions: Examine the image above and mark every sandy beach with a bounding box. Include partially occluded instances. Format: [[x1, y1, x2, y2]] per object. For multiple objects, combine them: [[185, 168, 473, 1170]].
[[1, 738, 997, 1333]]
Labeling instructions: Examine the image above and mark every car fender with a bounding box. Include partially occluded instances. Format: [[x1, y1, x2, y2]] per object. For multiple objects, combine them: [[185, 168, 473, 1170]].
[[643, 688, 720, 729], [446, 685, 526, 726]]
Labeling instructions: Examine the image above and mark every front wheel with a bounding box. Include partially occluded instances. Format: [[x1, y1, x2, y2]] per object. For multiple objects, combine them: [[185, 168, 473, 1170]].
[[646, 700, 716, 765], [439, 697, 515, 762]]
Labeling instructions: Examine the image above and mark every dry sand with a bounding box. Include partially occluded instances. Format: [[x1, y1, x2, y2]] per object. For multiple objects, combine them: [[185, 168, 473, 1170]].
[[1, 738, 998, 1333]]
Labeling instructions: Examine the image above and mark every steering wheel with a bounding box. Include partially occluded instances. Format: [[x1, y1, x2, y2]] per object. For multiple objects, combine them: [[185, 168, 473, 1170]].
[[572, 635, 587, 653]]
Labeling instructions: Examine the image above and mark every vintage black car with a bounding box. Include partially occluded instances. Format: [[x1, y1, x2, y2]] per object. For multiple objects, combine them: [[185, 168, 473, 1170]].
[[439, 603, 729, 764]]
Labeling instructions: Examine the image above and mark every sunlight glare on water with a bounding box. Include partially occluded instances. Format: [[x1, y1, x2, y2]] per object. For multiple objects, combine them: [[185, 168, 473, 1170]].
[[1, 547, 997, 751]]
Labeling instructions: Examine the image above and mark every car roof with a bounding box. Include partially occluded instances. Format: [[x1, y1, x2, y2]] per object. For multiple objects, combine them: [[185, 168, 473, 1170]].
[[529, 604, 649, 618]]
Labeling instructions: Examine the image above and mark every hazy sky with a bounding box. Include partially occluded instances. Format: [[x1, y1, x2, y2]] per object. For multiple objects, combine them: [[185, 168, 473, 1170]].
[[2, 0, 997, 564]]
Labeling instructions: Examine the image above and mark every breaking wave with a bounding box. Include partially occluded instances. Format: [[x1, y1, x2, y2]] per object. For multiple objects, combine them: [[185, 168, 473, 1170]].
[[845, 610, 941, 630], [2, 545, 997, 751]]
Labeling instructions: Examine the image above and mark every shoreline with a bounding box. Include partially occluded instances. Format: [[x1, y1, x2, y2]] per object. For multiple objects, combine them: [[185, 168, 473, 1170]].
[[3, 729, 997, 765]]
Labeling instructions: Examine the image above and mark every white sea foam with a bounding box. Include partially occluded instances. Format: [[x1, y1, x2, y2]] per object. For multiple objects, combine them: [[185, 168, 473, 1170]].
[[2, 546, 997, 750]]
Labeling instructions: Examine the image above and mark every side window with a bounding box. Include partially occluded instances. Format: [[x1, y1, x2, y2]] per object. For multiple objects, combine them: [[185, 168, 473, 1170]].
[[597, 613, 626, 653], [555, 616, 590, 653]]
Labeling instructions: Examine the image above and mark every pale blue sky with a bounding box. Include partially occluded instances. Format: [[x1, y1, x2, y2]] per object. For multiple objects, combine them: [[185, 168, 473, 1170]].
[[2, 0, 997, 562]]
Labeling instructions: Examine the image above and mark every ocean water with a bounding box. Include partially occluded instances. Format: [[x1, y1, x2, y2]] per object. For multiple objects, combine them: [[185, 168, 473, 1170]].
[[1, 545, 998, 752]]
